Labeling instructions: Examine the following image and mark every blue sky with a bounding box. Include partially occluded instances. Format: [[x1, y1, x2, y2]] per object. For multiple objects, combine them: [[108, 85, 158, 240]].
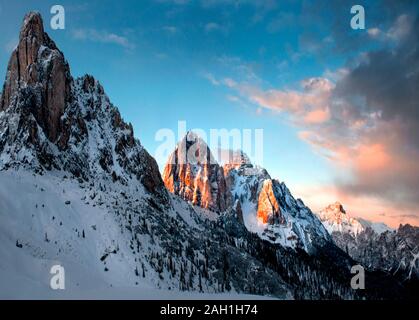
[[1, 0, 418, 226]]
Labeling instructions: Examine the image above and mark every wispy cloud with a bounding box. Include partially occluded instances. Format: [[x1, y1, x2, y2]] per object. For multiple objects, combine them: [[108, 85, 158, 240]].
[[202, 72, 220, 85], [367, 14, 414, 42], [162, 26, 179, 34], [72, 29, 135, 50], [214, 75, 333, 125], [203, 22, 229, 35]]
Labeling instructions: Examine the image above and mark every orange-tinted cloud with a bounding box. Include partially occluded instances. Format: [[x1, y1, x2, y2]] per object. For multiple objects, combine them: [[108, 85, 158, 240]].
[[210, 14, 419, 226], [241, 77, 333, 126], [303, 108, 331, 124], [293, 183, 419, 229]]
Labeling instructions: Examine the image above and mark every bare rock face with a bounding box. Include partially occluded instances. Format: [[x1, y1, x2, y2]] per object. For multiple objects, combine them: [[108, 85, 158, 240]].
[[257, 179, 284, 225], [1, 12, 71, 143], [163, 132, 228, 212], [233, 199, 244, 224]]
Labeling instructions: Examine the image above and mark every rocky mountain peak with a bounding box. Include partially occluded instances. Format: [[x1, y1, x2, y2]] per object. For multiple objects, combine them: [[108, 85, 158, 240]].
[[20, 12, 45, 42], [163, 132, 228, 212], [164, 136, 331, 252], [317, 202, 364, 236], [1, 11, 71, 143], [329, 201, 346, 214], [0, 12, 168, 204]]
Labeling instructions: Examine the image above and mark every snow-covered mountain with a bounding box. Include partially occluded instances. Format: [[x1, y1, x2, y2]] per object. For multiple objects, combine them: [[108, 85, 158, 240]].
[[163, 133, 331, 253], [0, 12, 414, 300], [317, 202, 365, 236], [316, 202, 392, 237], [0, 12, 293, 298], [224, 152, 331, 253], [317, 203, 418, 281], [332, 224, 419, 280]]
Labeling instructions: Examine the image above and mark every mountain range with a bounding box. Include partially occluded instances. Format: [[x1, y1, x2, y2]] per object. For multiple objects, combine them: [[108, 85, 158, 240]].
[[0, 12, 417, 300], [316, 202, 419, 281]]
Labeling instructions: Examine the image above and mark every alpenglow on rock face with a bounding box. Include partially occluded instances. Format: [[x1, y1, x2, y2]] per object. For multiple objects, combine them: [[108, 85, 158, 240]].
[[162, 132, 228, 212], [163, 135, 331, 253], [317, 202, 364, 236], [256, 179, 284, 224]]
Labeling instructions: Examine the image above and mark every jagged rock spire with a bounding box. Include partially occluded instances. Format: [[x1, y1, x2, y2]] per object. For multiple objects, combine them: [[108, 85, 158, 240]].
[[163, 132, 228, 212], [20, 11, 45, 44], [0, 12, 168, 204], [1, 11, 71, 143]]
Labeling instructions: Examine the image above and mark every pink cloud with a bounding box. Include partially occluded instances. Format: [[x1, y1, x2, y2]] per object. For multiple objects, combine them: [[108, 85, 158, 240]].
[[294, 184, 419, 229], [238, 77, 333, 126], [220, 71, 419, 226], [303, 108, 330, 124]]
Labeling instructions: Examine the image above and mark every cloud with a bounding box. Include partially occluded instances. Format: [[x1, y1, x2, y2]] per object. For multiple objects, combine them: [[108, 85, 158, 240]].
[[222, 78, 237, 88], [367, 28, 381, 38], [235, 77, 333, 125], [204, 22, 229, 35], [303, 109, 331, 124], [387, 14, 413, 39], [208, 55, 262, 84], [213, 13, 419, 225], [367, 14, 414, 41], [202, 72, 220, 85], [291, 0, 419, 60], [72, 29, 135, 50], [299, 15, 419, 214], [204, 22, 221, 32], [162, 26, 179, 34], [293, 184, 419, 228]]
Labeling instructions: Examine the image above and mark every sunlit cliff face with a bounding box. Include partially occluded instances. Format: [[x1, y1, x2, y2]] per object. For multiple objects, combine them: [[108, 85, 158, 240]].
[[257, 179, 282, 225], [162, 132, 228, 212]]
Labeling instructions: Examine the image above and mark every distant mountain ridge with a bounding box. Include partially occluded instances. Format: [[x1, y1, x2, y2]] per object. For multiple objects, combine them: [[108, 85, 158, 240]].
[[317, 202, 418, 281]]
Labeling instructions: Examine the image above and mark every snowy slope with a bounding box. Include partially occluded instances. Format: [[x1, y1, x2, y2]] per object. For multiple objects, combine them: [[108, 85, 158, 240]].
[[0, 169, 149, 297], [0, 169, 294, 299]]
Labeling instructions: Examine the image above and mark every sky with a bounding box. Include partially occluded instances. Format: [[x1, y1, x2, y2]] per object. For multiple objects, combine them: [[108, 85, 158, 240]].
[[0, 0, 418, 227]]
